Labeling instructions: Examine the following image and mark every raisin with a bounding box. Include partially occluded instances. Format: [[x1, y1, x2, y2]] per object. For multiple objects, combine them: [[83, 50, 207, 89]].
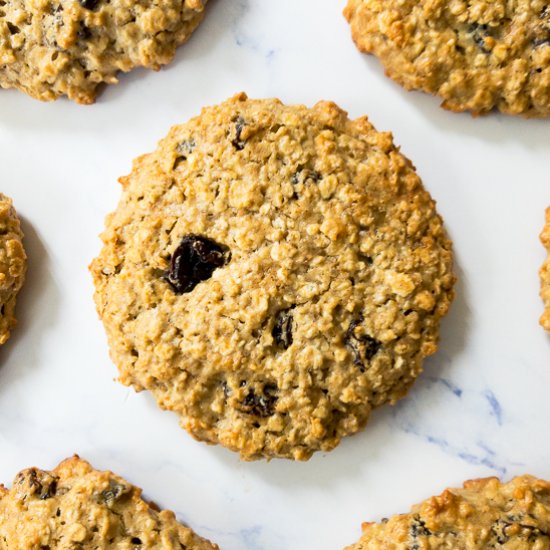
[[410, 515, 432, 547], [533, 35, 550, 47], [6, 22, 19, 34], [238, 383, 278, 417], [231, 117, 246, 150], [535, 8, 550, 46], [290, 166, 320, 200], [79, 0, 100, 10], [177, 139, 196, 156], [291, 167, 321, 185], [410, 516, 432, 538], [100, 481, 130, 506], [492, 519, 513, 543], [40, 479, 57, 500], [358, 253, 373, 265], [468, 23, 491, 53], [533, 19, 550, 48], [166, 235, 230, 294], [345, 316, 382, 369], [492, 517, 550, 543], [78, 24, 92, 40], [173, 139, 196, 168], [15, 469, 58, 501], [272, 308, 294, 349]]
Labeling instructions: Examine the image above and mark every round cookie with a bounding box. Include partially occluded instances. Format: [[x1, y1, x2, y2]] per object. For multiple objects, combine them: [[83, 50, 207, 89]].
[[0, 0, 208, 104], [0, 194, 26, 346], [540, 207, 550, 331], [345, 475, 550, 549], [0, 455, 217, 549], [344, 0, 550, 117], [91, 92, 455, 460]]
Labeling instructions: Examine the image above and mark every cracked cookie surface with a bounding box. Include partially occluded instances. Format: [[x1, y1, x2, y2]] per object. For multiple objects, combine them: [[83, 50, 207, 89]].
[[344, 0, 550, 116], [0, 456, 217, 549], [90, 92, 455, 460], [0, 0, 207, 104], [540, 207, 550, 331], [345, 475, 550, 549], [0, 193, 26, 346]]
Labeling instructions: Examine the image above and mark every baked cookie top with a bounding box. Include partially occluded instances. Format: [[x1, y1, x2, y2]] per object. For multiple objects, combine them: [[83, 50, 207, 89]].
[[0, 456, 217, 549], [90, 92, 455, 460], [345, 475, 550, 549], [0, 0, 207, 104], [344, 0, 550, 117], [0, 193, 26, 346], [541, 207, 550, 331]]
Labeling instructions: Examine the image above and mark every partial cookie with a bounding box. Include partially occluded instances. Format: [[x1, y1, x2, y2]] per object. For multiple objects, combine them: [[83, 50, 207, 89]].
[[0, 194, 26, 346], [541, 207, 550, 331], [0, 0, 207, 104], [344, 0, 550, 116], [91, 92, 455, 460], [346, 475, 550, 549], [0, 456, 217, 549]]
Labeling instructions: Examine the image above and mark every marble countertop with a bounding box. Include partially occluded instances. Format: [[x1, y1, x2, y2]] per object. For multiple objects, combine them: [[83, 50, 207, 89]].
[[0, 1, 549, 548]]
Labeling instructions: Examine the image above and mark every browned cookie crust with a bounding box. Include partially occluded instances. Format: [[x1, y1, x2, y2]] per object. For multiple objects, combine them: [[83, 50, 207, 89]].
[[346, 475, 550, 549], [90, 92, 455, 460], [344, 0, 550, 117], [0, 456, 217, 549], [0, 193, 26, 346], [541, 207, 550, 331], [0, 0, 207, 104]]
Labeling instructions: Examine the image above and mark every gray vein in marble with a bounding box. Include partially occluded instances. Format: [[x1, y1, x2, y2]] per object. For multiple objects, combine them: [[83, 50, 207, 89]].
[[229, 0, 279, 62], [483, 389, 503, 426], [392, 375, 510, 476], [198, 523, 288, 550]]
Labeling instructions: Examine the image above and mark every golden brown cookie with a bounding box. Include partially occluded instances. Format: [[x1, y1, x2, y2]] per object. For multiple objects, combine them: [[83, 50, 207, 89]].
[[90, 92, 455, 460], [0, 0, 208, 104], [0, 193, 26, 346], [344, 0, 550, 116], [346, 475, 550, 549], [540, 207, 550, 331], [0, 456, 217, 549]]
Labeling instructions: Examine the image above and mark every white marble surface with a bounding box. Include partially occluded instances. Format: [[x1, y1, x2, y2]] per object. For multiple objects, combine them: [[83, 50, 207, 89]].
[[0, 1, 549, 548]]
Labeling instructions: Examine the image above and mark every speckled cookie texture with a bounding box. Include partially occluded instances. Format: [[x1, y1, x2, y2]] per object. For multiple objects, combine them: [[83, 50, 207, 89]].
[[540, 207, 550, 331], [0, 456, 217, 549], [345, 475, 550, 549], [90, 92, 455, 461], [344, 0, 550, 116], [0, 193, 26, 346], [0, 0, 207, 104]]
